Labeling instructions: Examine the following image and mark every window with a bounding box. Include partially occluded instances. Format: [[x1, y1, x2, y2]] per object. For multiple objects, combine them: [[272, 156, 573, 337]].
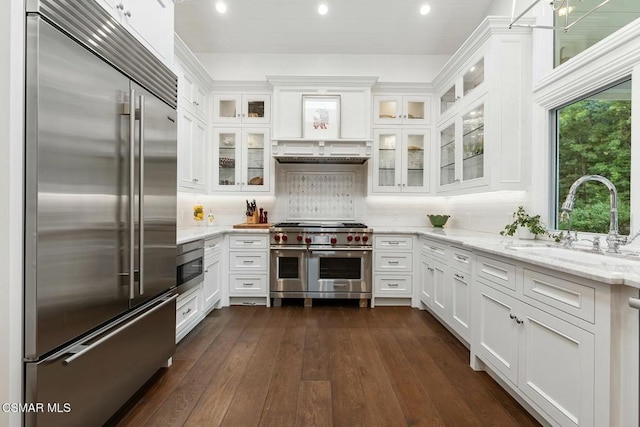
[[553, 80, 631, 235], [554, 0, 640, 66]]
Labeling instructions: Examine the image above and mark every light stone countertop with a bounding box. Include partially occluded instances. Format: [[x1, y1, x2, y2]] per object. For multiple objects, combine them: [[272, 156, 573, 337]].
[[177, 225, 640, 289]]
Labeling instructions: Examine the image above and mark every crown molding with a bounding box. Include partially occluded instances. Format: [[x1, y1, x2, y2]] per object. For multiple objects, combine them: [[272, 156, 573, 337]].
[[174, 34, 215, 89], [267, 75, 379, 88]]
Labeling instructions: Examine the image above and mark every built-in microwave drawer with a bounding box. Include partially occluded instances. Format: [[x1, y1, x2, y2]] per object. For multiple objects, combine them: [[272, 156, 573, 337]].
[[229, 251, 268, 271], [228, 235, 268, 249]]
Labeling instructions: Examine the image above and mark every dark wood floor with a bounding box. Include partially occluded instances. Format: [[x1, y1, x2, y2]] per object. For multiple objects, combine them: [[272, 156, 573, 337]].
[[111, 302, 541, 427]]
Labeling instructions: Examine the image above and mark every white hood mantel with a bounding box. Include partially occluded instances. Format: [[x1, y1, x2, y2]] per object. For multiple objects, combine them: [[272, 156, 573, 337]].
[[271, 138, 372, 164]]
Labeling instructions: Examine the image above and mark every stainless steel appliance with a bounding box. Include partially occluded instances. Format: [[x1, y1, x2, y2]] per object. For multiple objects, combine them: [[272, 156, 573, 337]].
[[24, 1, 178, 425], [270, 222, 372, 303], [177, 240, 204, 293]]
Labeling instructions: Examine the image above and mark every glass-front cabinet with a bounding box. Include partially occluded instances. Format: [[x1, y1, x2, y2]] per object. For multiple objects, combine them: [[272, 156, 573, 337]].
[[440, 57, 484, 116], [373, 95, 430, 125], [438, 103, 485, 189], [372, 128, 430, 193], [212, 94, 271, 124], [213, 127, 270, 192]]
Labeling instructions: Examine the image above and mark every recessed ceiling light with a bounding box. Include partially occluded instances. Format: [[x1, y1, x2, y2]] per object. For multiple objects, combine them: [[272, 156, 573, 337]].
[[318, 4, 328, 15], [215, 1, 227, 14], [470, 66, 476, 72], [420, 4, 431, 16]]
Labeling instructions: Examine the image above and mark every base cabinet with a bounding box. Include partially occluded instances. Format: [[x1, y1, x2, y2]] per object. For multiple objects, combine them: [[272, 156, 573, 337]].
[[373, 235, 414, 306], [228, 234, 269, 305], [203, 237, 223, 312], [477, 281, 595, 427], [176, 284, 203, 343]]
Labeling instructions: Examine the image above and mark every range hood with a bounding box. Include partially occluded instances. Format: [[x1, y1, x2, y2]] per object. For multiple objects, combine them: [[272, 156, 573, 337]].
[[271, 139, 372, 164]]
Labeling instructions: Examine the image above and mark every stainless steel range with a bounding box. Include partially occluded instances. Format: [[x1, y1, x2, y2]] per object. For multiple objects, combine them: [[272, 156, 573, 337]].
[[270, 222, 372, 305]]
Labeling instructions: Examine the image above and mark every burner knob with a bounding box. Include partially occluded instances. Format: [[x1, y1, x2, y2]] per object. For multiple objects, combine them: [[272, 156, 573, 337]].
[[305, 237, 312, 244], [362, 235, 369, 242], [331, 237, 337, 245], [347, 235, 353, 242], [355, 236, 361, 242], [274, 235, 281, 242], [282, 235, 288, 242], [297, 235, 303, 241]]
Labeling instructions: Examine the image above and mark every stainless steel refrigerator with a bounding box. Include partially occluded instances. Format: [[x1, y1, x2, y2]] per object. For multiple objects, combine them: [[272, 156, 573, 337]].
[[24, 1, 178, 425]]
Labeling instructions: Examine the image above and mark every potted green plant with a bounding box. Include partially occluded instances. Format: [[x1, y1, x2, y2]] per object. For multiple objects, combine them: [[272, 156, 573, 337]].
[[500, 206, 548, 240]]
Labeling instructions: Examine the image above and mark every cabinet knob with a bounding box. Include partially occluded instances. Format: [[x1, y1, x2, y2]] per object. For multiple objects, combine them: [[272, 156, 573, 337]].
[[509, 313, 517, 320], [116, 3, 124, 10], [516, 318, 524, 324], [124, 10, 131, 17]]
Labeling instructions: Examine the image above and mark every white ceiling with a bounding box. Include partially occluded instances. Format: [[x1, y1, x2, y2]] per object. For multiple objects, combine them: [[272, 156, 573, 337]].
[[174, 0, 496, 55]]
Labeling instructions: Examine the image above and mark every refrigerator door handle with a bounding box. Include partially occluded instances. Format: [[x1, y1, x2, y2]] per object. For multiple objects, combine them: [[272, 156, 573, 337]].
[[128, 88, 136, 299], [62, 294, 177, 366], [138, 94, 145, 296]]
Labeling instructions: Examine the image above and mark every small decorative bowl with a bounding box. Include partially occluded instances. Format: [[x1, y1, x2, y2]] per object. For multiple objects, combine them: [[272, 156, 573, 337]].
[[427, 214, 450, 228]]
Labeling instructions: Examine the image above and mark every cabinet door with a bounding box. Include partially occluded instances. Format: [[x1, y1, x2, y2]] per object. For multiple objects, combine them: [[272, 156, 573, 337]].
[[241, 128, 270, 192], [373, 95, 403, 125], [213, 128, 242, 191], [402, 130, 430, 192], [177, 111, 207, 191], [203, 253, 222, 311], [242, 94, 270, 124], [518, 305, 595, 427], [431, 259, 448, 321], [372, 129, 402, 192], [402, 96, 430, 125], [461, 103, 484, 182], [450, 270, 470, 342], [420, 255, 433, 307], [439, 123, 456, 186], [213, 94, 242, 123], [121, 0, 172, 61], [476, 282, 519, 385]]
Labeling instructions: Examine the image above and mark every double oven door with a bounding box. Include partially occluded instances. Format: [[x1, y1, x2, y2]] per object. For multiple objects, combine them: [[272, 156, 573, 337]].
[[270, 246, 372, 298]]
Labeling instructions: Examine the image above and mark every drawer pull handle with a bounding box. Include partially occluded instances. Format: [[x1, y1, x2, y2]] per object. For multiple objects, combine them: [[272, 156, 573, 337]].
[[242, 282, 254, 286], [243, 240, 256, 244], [429, 246, 438, 251], [243, 260, 255, 264], [388, 283, 399, 287], [334, 283, 348, 288], [428, 267, 434, 272], [454, 273, 465, 280], [183, 308, 192, 316], [241, 302, 256, 305], [455, 255, 468, 262], [387, 241, 400, 245], [387, 260, 399, 265]]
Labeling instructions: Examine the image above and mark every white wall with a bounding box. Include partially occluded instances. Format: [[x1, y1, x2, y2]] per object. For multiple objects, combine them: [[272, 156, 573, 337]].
[[486, 0, 516, 16], [196, 53, 449, 83], [0, 0, 24, 425]]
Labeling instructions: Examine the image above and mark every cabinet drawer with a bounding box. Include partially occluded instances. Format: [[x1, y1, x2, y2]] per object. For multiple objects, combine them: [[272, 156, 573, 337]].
[[205, 236, 223, 252], [523, 269, 595, 323], [176, 288, 201, 333], [420, 238, 448, 260], [477, 255, 516, 292], [374, 275, 413, 297], [228, 235, 268, 249], [229, 251, 267, 271], [374, 235, 413, 250], [450, 246, 473, 274], [374, 252, 413, 272], [229, 274, 267, 294]]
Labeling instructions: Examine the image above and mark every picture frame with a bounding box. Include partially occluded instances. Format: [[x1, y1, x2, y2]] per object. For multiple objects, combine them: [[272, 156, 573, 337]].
[[302, 95, 340, 139]]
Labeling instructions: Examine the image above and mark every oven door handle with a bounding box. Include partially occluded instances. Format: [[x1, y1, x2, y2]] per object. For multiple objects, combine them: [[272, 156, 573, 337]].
[[270, 246, 309, 251], [309, 247, 373, 252]]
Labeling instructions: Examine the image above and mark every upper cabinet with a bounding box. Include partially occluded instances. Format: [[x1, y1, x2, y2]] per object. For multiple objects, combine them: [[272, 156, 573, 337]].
[[373, 95, 430, 126], [95, 0, 174, 65], [212, 94, 271, 125], [433, 17, 532, 194]]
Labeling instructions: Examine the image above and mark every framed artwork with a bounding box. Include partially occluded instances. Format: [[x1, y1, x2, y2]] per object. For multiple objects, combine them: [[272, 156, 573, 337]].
[[302, 95, 340, 139]]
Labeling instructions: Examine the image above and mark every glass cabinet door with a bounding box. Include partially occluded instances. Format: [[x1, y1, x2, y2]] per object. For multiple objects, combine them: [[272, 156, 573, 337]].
[[373, 96, 402, 124], [242, 94, 271, 124], [215, 128, 240, 189], [402, 131, 430, 192], [463, 58, 484, 96], [403, 96, 430, 125], [440, 124, 456, 186], [242, 128, 270, 191], [440, 85, 456, 114], [213, 95, 242, 123], [462, 104, 484, 181], [373, 129, 401, 191]]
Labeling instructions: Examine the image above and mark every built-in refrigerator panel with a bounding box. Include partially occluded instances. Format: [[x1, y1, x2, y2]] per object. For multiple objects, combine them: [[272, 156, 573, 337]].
[[24, 16, 131, 360], [130, 82, 177, 308]]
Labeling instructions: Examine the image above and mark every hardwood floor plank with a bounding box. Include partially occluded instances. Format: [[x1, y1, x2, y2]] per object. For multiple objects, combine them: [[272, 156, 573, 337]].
[[301, 326, 332, 381], [259, 325, 306, 427], [295, 381, 333, 427]]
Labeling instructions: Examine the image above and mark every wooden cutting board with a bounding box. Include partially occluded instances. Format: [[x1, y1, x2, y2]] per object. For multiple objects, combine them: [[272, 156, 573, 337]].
[[232, 223, 272, 229]]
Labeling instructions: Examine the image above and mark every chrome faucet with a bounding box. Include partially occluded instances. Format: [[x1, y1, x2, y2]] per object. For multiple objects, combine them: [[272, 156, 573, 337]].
[[559, 175, 623, 253]]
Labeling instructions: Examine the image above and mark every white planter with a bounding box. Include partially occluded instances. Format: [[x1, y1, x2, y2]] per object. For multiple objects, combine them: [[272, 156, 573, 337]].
[[517, 226, 537, 240]]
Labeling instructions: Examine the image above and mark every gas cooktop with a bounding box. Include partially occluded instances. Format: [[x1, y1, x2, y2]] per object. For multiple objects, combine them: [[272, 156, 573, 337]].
[[273, 222, 368, 229]]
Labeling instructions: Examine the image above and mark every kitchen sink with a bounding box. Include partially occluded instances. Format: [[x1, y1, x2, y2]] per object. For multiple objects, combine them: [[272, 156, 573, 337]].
[[506, 244, 640, 266]]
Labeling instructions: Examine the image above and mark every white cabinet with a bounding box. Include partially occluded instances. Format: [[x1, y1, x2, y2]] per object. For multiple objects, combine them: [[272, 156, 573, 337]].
[[95, 0, 174, 64], [203, 237, 223, 312], [213, 94, 271, 125], [176, 284, 203, 343], [373, 234, 414, 305], [179, 68, 208, 122], [476, 281, 595, 427], [373, 95, 430, 125], [434, 18, 532, 194], [212, 127, 271, 193], [227, 234, 269, 305], [177, 111, 207, 192], [371, 128, 430, 193]]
